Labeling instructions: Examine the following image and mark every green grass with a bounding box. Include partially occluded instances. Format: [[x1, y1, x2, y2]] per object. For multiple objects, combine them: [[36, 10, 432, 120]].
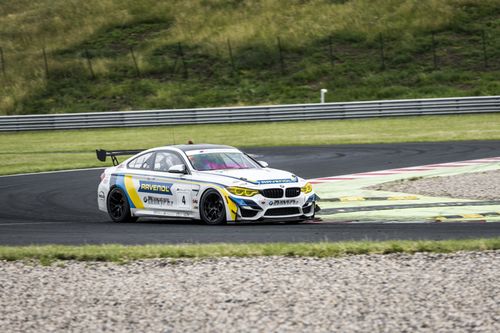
[[0, 114, 500, 175], [0, 238, 498, 264], [2, 113, 500, 175], [1, 0, 499, 115]]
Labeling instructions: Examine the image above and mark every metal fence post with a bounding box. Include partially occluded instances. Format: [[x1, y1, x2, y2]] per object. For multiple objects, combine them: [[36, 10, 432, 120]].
[[42, 48, 49, 79], [432, 32, 438, 70], [320, 89, 328, 103], [379, 33, 385, 70], [129, 47, 141, 77], [227, 39, 237, 76], [85, 49, 96, 79], [481, 30, 488, 69], [277, 36, 285, 74], [0, 47, 5, 77]]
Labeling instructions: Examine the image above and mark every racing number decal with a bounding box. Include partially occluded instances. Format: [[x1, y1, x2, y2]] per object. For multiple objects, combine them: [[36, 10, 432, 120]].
[[175, 188, 191, 210]]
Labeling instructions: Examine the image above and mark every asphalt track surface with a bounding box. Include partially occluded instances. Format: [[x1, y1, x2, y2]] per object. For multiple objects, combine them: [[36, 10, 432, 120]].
[[1, 141, 500, 245]]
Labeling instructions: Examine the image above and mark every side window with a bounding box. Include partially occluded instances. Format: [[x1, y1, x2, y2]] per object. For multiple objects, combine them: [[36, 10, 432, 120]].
[[128, 152, 155, 170], [154, 151, 184, 172]]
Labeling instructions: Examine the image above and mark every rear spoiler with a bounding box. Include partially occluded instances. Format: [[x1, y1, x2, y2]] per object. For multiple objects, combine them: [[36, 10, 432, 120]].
[[96, 149, 145, 166]]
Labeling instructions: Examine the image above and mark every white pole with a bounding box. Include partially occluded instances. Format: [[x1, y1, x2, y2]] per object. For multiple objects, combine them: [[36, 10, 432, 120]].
[[320, 89, 328, 103]]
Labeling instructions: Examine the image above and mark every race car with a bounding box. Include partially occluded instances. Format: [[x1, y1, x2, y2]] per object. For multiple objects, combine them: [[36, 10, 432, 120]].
[[96, 144, 317, 224]]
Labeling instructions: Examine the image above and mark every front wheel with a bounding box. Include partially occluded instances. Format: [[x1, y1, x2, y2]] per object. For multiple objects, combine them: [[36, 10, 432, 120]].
[[107, 187, 137, 223], [200, 189, 227, 225]]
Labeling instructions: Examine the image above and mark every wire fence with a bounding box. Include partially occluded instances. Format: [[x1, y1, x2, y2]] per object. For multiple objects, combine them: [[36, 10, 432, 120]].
[[0, 29, 498, 82]]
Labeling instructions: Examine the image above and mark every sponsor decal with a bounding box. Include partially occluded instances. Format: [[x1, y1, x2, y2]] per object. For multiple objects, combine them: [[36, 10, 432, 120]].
[[98, 191, 105, 200], [270, 199, 298, 206], [138, 181, 173, 195], [256, 178, 298, 185], [176, 211, 191, 217], [143, 196, 173, 206]]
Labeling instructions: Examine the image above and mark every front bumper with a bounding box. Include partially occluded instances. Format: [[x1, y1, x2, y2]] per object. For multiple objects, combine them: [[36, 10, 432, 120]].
[[229, 193, 317, 222]]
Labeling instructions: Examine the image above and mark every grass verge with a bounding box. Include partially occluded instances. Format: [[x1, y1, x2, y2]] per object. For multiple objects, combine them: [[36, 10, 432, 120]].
[[0, 238, 498, 264], [2, 113, 500, 175]]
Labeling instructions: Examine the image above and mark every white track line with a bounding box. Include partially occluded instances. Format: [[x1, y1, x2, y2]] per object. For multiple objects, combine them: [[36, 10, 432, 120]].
[[310, 156, 500, 183], [0, 167, 105, 178], [0, 222, 69, 226]]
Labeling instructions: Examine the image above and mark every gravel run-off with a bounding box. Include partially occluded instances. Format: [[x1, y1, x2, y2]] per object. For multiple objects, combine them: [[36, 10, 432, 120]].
[[369, 169, 500, 201], [1, 251, 499, 333]]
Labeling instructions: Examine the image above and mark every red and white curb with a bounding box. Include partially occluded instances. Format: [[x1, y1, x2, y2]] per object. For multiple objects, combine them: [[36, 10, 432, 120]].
[[309, 157, 500, 184]]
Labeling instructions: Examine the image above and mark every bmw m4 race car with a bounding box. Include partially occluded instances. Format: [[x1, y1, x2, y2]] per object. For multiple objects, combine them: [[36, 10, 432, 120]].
[[97, 144, 317, 224]]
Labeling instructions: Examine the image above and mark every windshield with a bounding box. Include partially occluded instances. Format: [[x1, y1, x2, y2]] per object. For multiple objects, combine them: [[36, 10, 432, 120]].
[[188, 152, 260, 171]]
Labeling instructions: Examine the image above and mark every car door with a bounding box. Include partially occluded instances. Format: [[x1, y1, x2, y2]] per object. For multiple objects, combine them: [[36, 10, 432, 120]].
[[123, 151, 157, 213], [150, 150, 199, 217]]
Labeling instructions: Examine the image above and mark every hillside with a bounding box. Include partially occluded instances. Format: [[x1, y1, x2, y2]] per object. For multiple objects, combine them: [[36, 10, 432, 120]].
[[0, 0, 499, 115]]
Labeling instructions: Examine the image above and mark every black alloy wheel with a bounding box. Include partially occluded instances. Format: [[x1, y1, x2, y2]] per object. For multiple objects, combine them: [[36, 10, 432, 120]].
[[200, 189, 227, 225], [107, 187, 137, 223]]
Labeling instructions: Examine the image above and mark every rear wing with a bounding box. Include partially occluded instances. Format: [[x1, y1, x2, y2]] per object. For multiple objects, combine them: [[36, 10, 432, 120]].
[[96, 149, 145, 166]]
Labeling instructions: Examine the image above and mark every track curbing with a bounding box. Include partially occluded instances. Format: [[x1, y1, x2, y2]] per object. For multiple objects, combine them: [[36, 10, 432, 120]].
[[311, 157, 500, 223]]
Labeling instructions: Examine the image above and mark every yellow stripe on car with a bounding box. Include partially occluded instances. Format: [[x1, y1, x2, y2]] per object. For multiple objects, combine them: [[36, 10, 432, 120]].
[[124, 175, 144, 209], [220, 189, 238, 221]]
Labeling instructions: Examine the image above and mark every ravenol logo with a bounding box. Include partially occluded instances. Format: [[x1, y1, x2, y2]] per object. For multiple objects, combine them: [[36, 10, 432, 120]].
[[138, 181, 173, 195]]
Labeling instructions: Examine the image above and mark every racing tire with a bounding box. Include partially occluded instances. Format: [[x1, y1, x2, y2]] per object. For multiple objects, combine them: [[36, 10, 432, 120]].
[[200, 189, 227, 225], [107, 187, 137, 223]]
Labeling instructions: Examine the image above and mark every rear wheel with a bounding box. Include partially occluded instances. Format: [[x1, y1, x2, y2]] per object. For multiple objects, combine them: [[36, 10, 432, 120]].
[[107, 187, 137, 223], [200, 189, 227, 225]]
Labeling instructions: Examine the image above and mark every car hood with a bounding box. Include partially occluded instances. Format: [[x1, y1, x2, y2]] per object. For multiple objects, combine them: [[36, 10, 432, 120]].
[[198, 168, 301, 187]]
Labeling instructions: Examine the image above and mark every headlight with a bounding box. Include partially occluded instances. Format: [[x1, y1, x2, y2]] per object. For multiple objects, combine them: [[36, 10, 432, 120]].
[[226, 186, 259, 197], [301, 182, 313, 194]]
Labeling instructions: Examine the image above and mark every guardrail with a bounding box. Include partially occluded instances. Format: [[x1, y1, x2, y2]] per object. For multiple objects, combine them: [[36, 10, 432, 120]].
[[1, 96, 499, 131]]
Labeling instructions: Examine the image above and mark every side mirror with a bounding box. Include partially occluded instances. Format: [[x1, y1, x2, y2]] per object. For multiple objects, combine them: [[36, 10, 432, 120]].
[[258, 161, 269, 168], [168, 164, 188, 174]]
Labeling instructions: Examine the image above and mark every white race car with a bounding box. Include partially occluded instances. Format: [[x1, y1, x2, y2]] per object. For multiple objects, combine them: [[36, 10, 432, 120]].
[[97, 144, 317, 224]]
